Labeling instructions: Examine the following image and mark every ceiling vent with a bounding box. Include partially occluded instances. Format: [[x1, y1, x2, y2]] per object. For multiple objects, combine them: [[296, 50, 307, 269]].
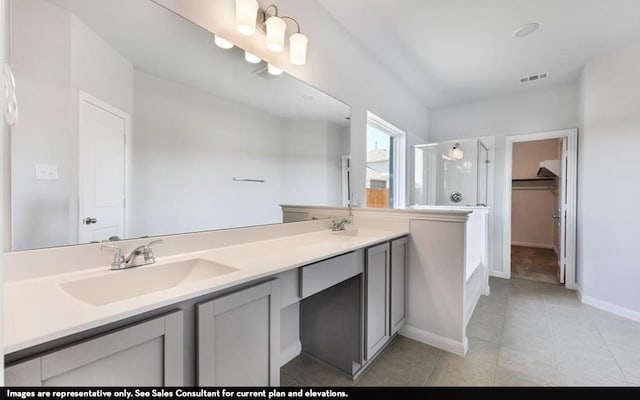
[[520, 72, 549, 83], [253, 65, 281, 80]]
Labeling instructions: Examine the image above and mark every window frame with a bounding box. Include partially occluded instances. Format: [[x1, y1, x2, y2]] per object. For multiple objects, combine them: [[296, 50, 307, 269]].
[[366, 111, 406, 208]]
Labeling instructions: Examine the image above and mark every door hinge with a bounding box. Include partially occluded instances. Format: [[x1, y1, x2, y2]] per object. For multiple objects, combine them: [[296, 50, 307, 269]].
[[123, 198, 126, 208]]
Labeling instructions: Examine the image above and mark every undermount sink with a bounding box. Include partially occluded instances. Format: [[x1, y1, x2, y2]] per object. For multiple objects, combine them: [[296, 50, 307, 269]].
[[60, 259, 238, 306], [331, 229, 362, 237]]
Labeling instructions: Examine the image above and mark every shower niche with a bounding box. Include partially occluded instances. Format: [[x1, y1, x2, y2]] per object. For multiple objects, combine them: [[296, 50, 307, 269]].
[[413, 138, 489, 207]]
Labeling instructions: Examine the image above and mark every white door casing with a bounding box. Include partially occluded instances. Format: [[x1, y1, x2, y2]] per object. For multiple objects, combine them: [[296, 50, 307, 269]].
[[557, 137, 568, 283], [78, 91, 129, 243], [503, 128, 578, 289]]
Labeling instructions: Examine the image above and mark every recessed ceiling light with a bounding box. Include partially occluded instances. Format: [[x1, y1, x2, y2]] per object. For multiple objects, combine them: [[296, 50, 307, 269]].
[[513, 23, 540, 38]]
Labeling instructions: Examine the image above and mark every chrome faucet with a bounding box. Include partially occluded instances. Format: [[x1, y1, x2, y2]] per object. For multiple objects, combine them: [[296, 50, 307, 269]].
[[331, 218, 351, 231], [101, 240, 163, 270]]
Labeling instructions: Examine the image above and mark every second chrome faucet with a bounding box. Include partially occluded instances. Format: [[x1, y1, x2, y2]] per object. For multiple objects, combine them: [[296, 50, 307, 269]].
[[102, 240, 163, 270]]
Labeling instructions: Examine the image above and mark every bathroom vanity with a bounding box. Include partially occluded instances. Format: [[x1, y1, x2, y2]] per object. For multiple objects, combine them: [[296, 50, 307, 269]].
[[4, 224, 408, 386]]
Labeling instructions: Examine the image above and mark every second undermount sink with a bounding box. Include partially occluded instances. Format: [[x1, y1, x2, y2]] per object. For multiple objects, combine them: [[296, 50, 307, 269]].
[[60, 259, 238, 306]]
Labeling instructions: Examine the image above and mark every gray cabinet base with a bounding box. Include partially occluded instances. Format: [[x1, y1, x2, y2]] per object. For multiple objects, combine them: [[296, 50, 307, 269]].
[[300, 275, 363, 377]]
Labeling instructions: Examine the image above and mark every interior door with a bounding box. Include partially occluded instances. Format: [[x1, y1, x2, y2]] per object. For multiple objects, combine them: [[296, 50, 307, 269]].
[[557, 137, 568, 283], [78, 93, 128, 243]]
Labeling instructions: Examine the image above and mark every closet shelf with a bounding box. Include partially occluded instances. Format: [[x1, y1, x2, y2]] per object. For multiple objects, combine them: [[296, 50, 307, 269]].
[[512, 177, 555, 182]]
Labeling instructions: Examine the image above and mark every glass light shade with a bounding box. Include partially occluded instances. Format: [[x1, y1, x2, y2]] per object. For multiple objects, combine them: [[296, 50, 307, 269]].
[[214, 35, 234, 49], [235, 0, 259, 36], [244, 51, 262, 64], [449, 146, 464, 160], [267, 63, 283, 76], [289, 32, 308, 65], [265, 16, 286, 53]]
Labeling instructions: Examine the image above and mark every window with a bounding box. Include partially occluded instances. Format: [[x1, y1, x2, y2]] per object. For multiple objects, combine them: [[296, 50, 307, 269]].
[[366, 112, 406, 208]]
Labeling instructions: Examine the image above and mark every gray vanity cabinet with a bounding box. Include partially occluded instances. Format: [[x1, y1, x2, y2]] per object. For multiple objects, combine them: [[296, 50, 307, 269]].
[[365, 242, 391, 361], [390, 236, 408, 334], [197, 280, 280, 387], [4, 311, 185, 386], [364, 236, 408, 361]]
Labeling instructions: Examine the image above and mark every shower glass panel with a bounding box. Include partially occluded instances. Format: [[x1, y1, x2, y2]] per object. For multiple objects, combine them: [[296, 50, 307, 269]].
[[413, 138, 488, 206]]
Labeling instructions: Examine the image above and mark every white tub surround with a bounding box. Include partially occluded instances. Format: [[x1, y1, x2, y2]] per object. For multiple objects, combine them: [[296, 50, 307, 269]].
[[281, 205, 490, 356], [4, 220, 407, 354]]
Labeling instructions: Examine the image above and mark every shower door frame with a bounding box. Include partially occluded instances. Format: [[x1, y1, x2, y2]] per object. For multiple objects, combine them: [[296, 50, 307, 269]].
[[503, 128, 578, 289]]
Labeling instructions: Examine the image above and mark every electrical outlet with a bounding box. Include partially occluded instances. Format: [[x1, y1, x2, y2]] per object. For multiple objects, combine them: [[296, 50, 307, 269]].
[[35, 164, 59, 180]]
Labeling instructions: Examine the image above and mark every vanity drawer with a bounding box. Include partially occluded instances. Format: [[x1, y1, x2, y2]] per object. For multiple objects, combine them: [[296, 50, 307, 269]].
[[300, 251, 363, 298]]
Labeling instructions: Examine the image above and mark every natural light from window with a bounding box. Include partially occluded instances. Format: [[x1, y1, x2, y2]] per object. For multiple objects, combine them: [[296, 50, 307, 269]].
[[366, 112, 406, 209]]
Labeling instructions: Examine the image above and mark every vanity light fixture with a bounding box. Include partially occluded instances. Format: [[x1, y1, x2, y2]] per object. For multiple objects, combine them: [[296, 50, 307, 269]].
[[234, 1, 309, 66], [214, 35, 234, 49], [244, 51, 262, 64], [289, 31, 308, 65], [263, 5, 308, 65], [235, 0, 260, 36], [265, 6, 286, 53], [267, 63, 283, 76]]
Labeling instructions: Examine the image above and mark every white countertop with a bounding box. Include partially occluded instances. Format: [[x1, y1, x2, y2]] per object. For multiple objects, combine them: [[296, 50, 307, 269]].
[[4, 227, 407, 354]]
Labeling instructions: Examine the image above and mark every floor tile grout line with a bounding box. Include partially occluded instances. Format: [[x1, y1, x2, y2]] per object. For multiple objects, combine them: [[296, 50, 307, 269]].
[[599, 330, 632, 384]]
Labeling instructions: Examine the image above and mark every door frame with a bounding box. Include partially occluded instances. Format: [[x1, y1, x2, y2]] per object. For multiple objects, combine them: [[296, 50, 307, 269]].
[[503, 128, 578, 289], [78, 91, 131, 242]]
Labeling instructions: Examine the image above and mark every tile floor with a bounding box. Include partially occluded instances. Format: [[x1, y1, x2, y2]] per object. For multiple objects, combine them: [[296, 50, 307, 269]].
[[511, 245, 560, 284], [281, 277, 640, 386]]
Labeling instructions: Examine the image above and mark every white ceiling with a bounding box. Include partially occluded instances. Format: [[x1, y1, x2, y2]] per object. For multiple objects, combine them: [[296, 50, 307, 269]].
[[317, 0, 640, 108], [47, 0, 350, 126]]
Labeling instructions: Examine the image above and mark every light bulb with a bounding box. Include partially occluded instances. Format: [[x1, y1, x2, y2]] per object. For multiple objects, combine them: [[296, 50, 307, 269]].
[[214, 35, 234, 49], [235, 0, 259, 36], [289, 32, 308, 65], [244, 51, 262, 64], [267, 63, 283, 76], [266, 16, 286, 53]]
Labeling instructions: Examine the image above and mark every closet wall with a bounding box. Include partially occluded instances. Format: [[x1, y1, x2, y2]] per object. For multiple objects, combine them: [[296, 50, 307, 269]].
[[511, 139, 561, 251]]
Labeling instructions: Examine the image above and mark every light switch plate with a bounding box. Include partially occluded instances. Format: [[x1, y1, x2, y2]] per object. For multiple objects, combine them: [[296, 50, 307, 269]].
[[35, 164, 59, 180]]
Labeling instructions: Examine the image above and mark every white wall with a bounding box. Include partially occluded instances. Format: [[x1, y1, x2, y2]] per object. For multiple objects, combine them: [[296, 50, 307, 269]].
[[131, 70, 284, 237], [152, 0, 431, 207], [131, 70, 348, 238], [10, 0, 133, 250], [10, 0, 73, 250], [429, 83, 579, 276], [578, 44, 640, 318], [281, 119, 346, 207]]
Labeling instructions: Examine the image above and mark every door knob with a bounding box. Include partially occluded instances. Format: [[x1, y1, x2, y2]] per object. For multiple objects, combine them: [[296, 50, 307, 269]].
[[84, 217, 98, 225], [552, 215, 560, 219]]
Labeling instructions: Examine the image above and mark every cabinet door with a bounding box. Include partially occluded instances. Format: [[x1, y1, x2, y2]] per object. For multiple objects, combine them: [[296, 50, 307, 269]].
[[365, 242, 390, 361], [5, 311, 185, 386], [197, 280, 280, 386], [390, 237, 408, 334]]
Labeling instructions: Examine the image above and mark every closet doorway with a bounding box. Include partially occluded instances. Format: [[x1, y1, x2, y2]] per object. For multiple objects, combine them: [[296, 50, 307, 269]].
[[503, 129, 577, 288]]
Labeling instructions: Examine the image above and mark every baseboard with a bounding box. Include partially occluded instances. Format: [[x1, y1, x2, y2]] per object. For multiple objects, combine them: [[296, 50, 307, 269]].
[[280, 340, 302, 367], [579, 293, 640, 323], [490, 270, 509, 279], [399, 325, 467, 356], [575, 283, 583, 300], [511, 241, 554, 249]]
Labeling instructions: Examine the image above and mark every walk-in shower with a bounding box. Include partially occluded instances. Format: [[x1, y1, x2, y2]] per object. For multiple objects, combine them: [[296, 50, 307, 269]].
[[413, 139, 489, 207]]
